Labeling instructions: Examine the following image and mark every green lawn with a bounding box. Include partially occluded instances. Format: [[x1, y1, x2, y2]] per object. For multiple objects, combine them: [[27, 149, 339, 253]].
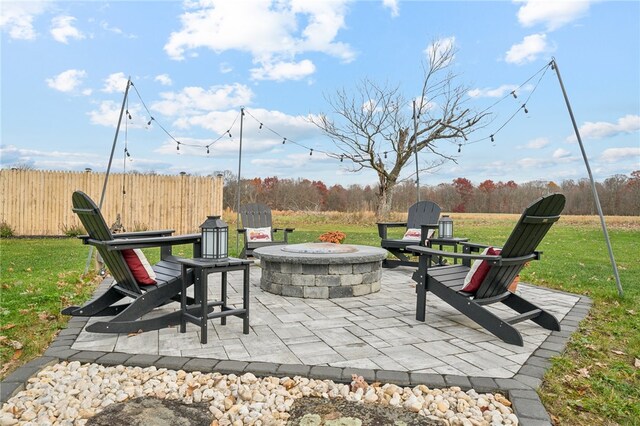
[[1, 214, 638, 425]]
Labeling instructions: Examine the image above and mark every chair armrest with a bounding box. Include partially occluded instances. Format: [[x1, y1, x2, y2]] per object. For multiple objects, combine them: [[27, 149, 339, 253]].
[[407, 245, 539, 266], [377, 222, 407, 239], [459, 241, 493, 251], [85, 233, 201, 251], [114, 229, 175, 238]]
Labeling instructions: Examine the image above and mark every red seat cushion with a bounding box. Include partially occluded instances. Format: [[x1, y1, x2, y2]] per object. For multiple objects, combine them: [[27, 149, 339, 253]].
[[122, 249, 157, 285], [461, 247, 501, 293]]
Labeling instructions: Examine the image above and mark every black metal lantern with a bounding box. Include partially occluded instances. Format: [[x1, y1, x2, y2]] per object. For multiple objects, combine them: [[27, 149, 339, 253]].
[[438, 215, 453, 239], [200, 215, 228, 260]]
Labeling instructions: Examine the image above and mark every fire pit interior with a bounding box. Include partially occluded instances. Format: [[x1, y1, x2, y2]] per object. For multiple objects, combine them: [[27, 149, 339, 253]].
[[254, 243, 387, 299]]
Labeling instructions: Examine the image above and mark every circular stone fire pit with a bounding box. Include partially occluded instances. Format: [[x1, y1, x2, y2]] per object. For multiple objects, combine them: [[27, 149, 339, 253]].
[[254, 243, 387, 299]]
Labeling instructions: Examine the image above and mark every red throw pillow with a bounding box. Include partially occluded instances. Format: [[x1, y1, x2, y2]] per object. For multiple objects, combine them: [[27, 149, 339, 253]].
[[122, 249, 157, 285], [461, 247, 501, 293]]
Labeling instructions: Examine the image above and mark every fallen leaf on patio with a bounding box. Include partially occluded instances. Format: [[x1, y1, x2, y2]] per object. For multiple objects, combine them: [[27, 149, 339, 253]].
[[1, 339, 23, 350], [634, 358, 640, 369], [611, 349, 626, 355], [577, 368, 590, 378], [38, 312, 57, 321], [127, 329, 143, 337], [0, 323, 15, 331]]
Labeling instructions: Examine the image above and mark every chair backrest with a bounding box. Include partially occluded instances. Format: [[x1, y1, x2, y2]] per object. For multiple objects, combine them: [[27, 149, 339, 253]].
[[406, 201, 441, 229], [475, 193, 566, 299], [72, 191, 141, 295], [240, 203, 273, 229]]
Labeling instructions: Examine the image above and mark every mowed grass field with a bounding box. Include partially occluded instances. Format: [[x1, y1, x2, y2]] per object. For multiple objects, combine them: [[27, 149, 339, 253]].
[[1, 211, 638, 425]]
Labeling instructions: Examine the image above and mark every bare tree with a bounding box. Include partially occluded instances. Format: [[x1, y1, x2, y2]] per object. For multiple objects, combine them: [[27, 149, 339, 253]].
[[310, 39, 490, 219]]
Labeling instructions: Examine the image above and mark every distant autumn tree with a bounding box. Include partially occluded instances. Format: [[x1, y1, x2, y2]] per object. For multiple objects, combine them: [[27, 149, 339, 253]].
[[310, 39, 490, 219]]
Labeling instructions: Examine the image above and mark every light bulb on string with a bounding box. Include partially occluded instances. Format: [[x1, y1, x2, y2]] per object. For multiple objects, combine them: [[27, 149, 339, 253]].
[[340, 155, 344, 163], [282, 138, 287, 144], [147, 117, 154, 126], [384, 151, 387, 159], [126, 110, 132, 120], [228, 131, 232, 138], [511, 91, 518, 99], [206, 146, 210, 154], [458, 144, 461, 153], [309, 148, 313, 156], [124, 148, 130, 157], [259, 123, 263, 130], [490, 134, 495, 143], [176, 142, 180, 151], [523, 104, 529, 114]]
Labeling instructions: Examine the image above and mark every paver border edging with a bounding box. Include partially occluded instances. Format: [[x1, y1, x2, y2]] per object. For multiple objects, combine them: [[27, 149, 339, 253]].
[[0, 289, 592, 426]]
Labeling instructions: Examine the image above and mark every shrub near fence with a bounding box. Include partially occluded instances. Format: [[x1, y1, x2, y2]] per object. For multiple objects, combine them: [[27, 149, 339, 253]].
[[0, 169, 224, 236]]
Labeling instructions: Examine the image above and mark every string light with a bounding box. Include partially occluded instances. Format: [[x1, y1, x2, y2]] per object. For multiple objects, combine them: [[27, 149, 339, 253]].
[[511, 91, 518, 99], [490, 134, 495, 143], [384, 151, 388, 159], [259, 123, 263, 130], [340, 155, 344, 162], [126, 110, 132, 120], [124, 148, 130, 157], [228, 131, 232, 138], [523, 104, 529, 114], [458, 144, 461, 153], [176, 142, 180, 151], [309, 148, 313, 156], [282, 137, 287, 144], [206, 146, 210, 154], [147, 117, 154, 126]]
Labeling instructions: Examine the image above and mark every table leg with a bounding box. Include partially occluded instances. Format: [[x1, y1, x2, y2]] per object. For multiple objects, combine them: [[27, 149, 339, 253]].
[[180, 264, 187, 334], [243, 264, 250, 334], [221, 271, 228, 326], [200, 267, 207, 344]]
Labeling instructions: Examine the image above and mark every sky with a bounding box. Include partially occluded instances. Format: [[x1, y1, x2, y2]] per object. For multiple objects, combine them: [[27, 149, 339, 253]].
[[1, 0, 639, 188]]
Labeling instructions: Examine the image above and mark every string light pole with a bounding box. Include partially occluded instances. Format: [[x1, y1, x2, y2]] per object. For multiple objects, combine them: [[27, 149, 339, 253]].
[[551, 58, 623, 297], [412, 100, 420, 202], [236, 107, 245, 253], [84, 76, 131, 274]]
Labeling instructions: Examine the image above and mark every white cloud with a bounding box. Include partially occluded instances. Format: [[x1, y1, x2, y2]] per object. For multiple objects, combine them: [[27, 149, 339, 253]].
[[151, 84, 253, 118], [251, 59, 316, 81], [100, 20, 136, 39], [0, 1, 48, 40], [220, 63, 233, 74], [87, 101, 145, 128], [600, 147, 640, 163], [383, 0, 399, 17], [552, 148, 571, 159], [468, 84, 533, 98], [50, 15, 85, 44], [101, 72, 129, 93], [0, 144, 105, 170], [163, 0, 354, 81], [154, 74, 173, 86], [526, 137, 550, 149], [46, 69, 87, 93], [516, 0, 590, 31], [505, 33, 552, 65], [568, 114, 640, 141], [425, 36, 456, 66]]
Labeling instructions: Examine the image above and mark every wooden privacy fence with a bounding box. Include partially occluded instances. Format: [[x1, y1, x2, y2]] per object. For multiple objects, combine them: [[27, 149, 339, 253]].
[[0, 170, 224, 236]]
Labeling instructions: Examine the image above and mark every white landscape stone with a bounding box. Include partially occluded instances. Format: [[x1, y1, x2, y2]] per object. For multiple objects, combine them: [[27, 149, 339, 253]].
[[0, 362, 518, 425]]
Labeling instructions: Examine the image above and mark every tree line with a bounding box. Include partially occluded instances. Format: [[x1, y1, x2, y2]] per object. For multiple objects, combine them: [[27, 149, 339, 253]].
[[222, 170, 640, 216]]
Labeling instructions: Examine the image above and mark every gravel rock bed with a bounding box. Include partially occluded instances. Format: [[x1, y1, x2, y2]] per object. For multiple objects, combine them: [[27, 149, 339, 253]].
[[0, 361, 519, 425]]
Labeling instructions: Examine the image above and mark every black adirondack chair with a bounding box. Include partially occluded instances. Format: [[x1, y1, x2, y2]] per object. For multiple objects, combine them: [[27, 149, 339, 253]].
[[407, 193, 566, 346], [238, 203, 294, 258], [61, 191, 203, 333], [378, 201, 441, 268]]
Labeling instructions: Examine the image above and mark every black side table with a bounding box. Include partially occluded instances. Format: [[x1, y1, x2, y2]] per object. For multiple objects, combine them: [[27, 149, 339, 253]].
[[427, 237, 470, 265], [177, 257, 251, 344]]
